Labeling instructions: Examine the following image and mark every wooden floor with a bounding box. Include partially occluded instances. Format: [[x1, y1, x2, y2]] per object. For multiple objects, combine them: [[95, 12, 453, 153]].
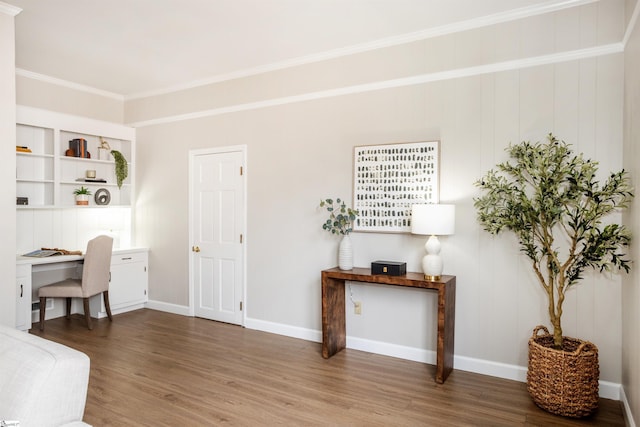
[[30, 309, 625, 426]]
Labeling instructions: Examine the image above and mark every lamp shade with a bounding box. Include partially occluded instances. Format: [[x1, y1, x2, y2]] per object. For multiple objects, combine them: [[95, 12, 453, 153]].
[[411, 204, 455, 236]]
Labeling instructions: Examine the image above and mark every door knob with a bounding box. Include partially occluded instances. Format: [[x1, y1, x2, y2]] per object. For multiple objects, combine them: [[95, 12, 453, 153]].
[[192, 246, 201, 252]]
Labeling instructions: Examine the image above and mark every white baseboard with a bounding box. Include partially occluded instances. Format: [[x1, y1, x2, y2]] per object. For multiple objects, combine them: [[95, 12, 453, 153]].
[[111, 303, 147, 317], [453, 353, 527, 382], [621, 386, 637, 427], [243, 316, 622, 400], [245, 317, 322, 342], [146, 300, 191, 316]]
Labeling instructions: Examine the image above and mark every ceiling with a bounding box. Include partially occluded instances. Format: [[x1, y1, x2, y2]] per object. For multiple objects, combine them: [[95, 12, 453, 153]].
[[6, 0, 579, 98]]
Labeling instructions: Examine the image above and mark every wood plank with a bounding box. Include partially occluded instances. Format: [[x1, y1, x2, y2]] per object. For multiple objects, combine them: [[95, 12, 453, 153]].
[[30, 309, 625, 426], [323, 266, 454, 290]]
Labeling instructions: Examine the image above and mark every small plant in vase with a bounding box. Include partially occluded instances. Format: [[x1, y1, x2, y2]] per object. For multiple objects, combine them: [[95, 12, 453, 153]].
[[110, 150, 128, 189], [319, 198, 358, 270], [99, 138, 128, 188], [73, 186, 92, 205]]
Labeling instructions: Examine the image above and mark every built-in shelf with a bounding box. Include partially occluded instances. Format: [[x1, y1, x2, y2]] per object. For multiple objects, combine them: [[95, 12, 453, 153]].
[[16, 106, 135, 209]]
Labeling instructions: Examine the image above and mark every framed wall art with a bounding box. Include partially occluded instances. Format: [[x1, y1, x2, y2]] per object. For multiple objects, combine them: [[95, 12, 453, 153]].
[[353, 140, 439, 233]]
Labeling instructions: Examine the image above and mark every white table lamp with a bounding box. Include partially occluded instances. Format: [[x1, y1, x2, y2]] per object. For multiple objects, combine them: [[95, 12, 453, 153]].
[[411, 204, 455, 281]]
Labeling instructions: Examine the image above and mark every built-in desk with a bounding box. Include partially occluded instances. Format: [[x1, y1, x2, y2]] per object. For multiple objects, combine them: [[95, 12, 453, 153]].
[[321, 267, 456, 384], [16, 248, 149, 330], [16, 253, 84, 266]]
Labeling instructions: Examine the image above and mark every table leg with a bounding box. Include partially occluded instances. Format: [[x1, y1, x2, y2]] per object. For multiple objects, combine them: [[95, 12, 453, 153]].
[[435, 279, 456, 383], [321, 274, 346, 358]]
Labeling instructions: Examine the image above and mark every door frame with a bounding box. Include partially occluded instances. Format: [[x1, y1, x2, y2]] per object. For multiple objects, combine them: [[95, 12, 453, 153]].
[[188, 145, 247, 325]]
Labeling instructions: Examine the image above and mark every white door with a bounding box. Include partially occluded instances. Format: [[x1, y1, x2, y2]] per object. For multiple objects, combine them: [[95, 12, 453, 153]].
[[190, 147, 245, 325]]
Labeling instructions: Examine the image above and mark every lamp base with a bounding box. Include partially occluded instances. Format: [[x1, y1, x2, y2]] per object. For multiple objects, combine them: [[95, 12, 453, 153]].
[[422, 235, 443, 281]]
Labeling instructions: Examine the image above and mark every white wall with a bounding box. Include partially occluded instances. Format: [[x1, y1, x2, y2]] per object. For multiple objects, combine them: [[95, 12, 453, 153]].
[[623, 0, 640, 423], [129, 0, 629, 387], [0, 3, 18, 327], [16, 74, 124, 123]]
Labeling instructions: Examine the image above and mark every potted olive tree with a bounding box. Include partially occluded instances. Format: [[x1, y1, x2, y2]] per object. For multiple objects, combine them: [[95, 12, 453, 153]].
[[474, 134, 633, 417]]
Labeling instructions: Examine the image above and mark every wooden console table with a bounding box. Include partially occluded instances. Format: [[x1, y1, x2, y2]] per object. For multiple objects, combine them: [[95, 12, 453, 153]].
[[321, 267, 456, 384]]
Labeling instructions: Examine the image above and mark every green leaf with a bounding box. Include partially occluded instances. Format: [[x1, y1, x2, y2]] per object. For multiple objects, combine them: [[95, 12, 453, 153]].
[[318, 197, 359, 236], [474, 133, 634, 348]]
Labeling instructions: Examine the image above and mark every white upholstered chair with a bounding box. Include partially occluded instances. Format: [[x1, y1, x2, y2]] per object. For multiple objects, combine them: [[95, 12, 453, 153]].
[[38, 235, 114, 331]]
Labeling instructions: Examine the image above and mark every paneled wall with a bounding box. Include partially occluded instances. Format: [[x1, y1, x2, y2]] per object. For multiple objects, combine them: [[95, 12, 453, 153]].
[[134, 53, 625, 381], [623, 0, 640, 422], [16, 207, 132, 254], [130, 0, 628, 387]]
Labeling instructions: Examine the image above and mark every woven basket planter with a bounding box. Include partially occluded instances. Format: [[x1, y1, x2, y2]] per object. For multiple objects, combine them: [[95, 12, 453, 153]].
[[527, 325, 599, 418]]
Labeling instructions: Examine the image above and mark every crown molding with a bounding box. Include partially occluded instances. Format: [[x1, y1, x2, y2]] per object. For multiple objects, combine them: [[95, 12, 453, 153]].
[[15, 69, 124, 101], [128, 42, 622, 128], [0, 2, 21, 16], [15, 0, 608, 102], [125, 0, 597, 100]]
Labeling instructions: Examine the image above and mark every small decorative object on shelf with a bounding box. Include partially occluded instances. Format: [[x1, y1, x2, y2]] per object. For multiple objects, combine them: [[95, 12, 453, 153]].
[[98, 138, 111, 161], [69, 138, 90, 158], [77, 177, 106, 183], [16, 197, 28, 206], [99, 137, 128, 188], [94, 188, 111, 206], [16, 145, 31, 153], [371, 260, 406, 276], [319, 198, 359, 270], [110, 150, 128, 188], [73, 186, 92, 206]]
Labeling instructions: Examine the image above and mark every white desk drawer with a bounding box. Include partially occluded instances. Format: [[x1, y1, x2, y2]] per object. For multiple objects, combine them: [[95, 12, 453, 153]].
[[111, 251, 146, 265]]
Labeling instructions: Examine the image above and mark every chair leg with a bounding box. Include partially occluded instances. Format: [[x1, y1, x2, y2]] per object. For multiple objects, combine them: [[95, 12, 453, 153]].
[[66, 297, 72, 319], [83, 298, 93, 330], [103, 291, 113, 321], [39, 297, 46, 331]]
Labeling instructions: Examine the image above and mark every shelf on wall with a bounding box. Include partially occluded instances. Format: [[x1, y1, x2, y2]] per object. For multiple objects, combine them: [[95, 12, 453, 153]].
[[16, 107, 135, 209], [17, 204, 131, 209]]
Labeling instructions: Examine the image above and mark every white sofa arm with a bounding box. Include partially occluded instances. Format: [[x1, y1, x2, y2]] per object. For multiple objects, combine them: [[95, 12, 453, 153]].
[[0, 325, 90, 427]]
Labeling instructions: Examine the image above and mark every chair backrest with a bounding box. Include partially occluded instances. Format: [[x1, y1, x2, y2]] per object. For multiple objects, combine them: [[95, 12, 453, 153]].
[[81, 235, 114, 297]]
